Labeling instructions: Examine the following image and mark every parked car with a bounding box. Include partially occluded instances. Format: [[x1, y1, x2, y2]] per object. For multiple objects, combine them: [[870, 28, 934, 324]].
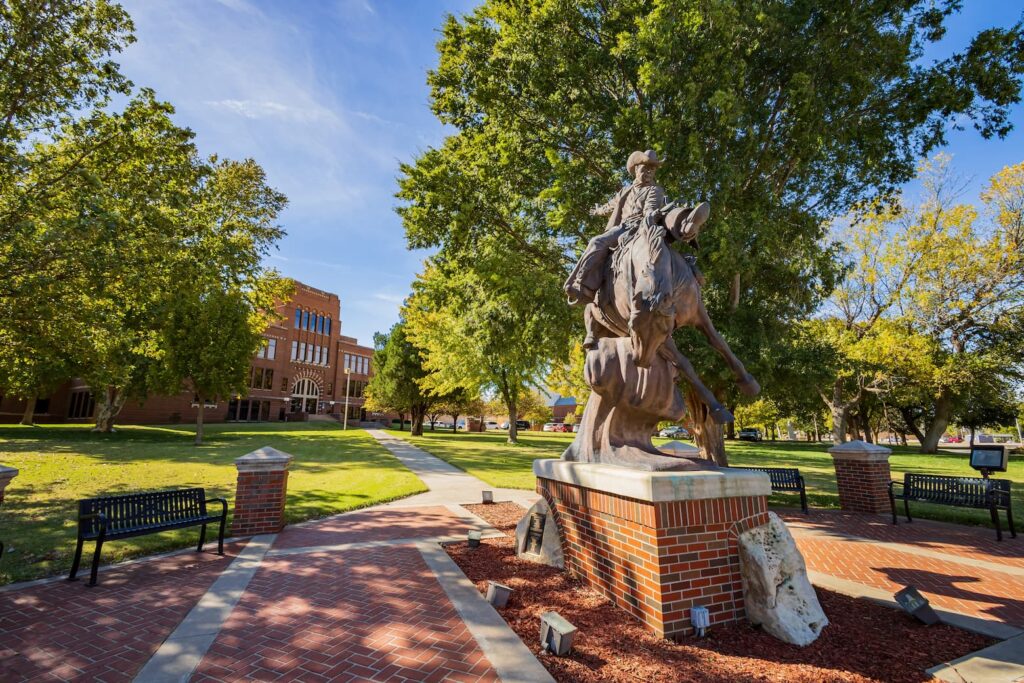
[[659, 426, 690, 439], [738, 428, 762, 442], [485, 421, 499, 430], [543, 422, 555, 432], [500, 421, 510, 429], [515, 420, 530, 430]]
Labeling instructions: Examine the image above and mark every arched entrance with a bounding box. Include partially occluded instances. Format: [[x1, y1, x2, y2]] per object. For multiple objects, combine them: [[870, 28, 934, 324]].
[[291, 378, 321, 414]]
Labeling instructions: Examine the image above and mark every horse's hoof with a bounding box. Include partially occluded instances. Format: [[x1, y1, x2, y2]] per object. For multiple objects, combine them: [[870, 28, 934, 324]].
[[738, 374, 760, 397], [710, 406, 733, 424]]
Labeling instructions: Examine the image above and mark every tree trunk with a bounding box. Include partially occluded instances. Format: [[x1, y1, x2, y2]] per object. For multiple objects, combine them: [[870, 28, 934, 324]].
[[685, 388, 728, 466], [450, 413, 459, 434], [920, 389, 953, 454], [505, 393, 518, 445], [93, 386, 126, 433], [898, 407, 927, 444], [726, 410, 736, 440], [410, 405, 425, 436], [19, 395, 36, 426], [821, 380, 849, 445], [195, 401, 205, 445]]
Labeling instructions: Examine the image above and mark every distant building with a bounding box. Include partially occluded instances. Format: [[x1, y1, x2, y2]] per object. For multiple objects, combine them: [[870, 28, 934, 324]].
[[0, 281, 378, 425], [549, 395, 578, 423]]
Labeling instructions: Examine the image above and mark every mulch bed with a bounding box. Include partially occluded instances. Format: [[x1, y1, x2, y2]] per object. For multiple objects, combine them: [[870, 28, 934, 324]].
[[451, 501, 990, 683]]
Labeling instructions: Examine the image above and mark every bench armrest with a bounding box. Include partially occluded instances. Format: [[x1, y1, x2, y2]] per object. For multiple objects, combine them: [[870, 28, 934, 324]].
[[209, 497, 228, 517], [888, 480, 903, 494]]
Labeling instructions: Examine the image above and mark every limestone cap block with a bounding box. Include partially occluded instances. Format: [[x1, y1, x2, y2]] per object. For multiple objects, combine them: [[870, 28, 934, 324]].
[[235, 446, 294, 473], [534, 458, 770, 502], [658, 440, 701, 457], [0, 464, 18, 490], [827, 440, 892, 462]]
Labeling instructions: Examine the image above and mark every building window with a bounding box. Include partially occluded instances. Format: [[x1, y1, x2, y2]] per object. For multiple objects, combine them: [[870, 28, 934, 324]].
[[294, 307, 301, 328], [298, 342, 305, 362], [305, 344, 313, 363], [326, 317, 331, 336], [302, 310, 309, 330], [324, 347, 329, 366], [291, 340, 298, 360], [67, 391, 95, 419], [267, 339, 276, 360], [344, 353, 350, 370], [263, 368, 274, 390], [281, 376, 288, 392]]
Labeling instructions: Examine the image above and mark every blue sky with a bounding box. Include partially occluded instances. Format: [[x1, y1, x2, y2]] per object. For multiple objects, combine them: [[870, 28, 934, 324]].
[[117, 0, 1023, 345]]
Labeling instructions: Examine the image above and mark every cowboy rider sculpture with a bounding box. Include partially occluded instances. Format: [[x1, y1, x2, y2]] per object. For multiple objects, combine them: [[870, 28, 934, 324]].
[[561, 148, 758, 471]]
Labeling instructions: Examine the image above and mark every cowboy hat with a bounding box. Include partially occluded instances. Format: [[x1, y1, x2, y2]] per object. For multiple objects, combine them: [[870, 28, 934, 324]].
[[665, 201, 710, 245], [626, 149, 666, 175]]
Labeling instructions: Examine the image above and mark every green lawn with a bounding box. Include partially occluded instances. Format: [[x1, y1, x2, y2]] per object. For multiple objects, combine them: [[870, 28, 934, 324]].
[[388, 429, 1022, 530], [0, 423, 426, 584]]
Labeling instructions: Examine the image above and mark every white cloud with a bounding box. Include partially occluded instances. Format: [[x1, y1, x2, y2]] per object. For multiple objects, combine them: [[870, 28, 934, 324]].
[[207, 99, 340, 124], [372, 292, 406, 304]]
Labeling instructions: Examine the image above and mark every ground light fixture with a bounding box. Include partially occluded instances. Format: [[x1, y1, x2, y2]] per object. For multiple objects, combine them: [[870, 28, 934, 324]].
[[485, 581, 513, 608], [467, 530, 482, 548], [482, 490, 494, 504], [540, 611, 577, 656], [894, 586, 940, 625], [690, 605, 711, 637]]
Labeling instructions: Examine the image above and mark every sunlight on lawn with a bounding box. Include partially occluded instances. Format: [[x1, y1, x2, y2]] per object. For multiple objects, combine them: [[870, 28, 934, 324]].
[[0, 423, 425, 584]]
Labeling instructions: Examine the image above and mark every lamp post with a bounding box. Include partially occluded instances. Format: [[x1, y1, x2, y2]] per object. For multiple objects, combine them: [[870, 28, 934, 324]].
[[343, 367, 352, 430]]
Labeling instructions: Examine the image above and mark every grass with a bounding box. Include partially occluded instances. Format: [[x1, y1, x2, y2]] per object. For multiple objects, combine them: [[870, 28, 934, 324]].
[[387, 429, 1022, 530], [0, 423, 426, 584]]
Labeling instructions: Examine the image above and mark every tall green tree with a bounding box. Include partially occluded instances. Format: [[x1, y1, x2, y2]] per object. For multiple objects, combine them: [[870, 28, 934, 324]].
[[400, 0, 1023, 461], [364, 321, 437, 436]]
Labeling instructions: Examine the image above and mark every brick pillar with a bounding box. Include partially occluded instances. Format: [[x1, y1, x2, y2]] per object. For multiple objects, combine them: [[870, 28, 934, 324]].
[[828, 440, 893, 514], [534, 459, 771, 640], [231, 446, 293, 536], [0, 465, 18, 505]]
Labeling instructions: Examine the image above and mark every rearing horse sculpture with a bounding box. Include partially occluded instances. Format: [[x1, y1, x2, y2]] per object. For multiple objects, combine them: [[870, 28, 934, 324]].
[[563, 203, 760, 471]]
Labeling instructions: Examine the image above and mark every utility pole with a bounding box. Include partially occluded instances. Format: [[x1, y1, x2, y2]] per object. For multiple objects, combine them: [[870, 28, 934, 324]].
[[343, 367, 352, 430]]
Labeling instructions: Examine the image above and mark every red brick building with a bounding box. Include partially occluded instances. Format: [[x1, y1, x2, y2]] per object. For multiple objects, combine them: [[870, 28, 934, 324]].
[[0, 281, 378, 425]]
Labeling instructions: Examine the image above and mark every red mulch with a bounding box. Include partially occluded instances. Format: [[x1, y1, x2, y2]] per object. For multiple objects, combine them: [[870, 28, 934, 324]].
[[450, 501, 990, 683]]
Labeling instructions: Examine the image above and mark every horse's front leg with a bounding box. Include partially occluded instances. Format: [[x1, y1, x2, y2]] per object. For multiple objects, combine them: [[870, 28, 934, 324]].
[[694, 302, 760, 397], [659, 339, 733, 424]]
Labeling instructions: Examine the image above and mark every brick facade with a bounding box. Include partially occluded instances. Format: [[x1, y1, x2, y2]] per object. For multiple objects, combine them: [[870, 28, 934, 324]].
[[230, 448, 292, 536], [0, 281, 378, 426], [828, 441, 893, 514], [536, 472, 769, 639]]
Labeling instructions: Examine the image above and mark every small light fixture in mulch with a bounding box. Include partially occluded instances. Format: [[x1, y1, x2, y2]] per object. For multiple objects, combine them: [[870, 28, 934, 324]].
[[690, 605, 711, 637], [485, 581, 513, 608], [482, 490, 494, 504], [467, 530, 482, 548], [540, 611, 578, 656], [894, 586, 940, 625]]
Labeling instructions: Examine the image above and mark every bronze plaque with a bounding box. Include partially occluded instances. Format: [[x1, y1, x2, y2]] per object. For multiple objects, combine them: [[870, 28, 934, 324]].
[[526, 513, 545, 554]]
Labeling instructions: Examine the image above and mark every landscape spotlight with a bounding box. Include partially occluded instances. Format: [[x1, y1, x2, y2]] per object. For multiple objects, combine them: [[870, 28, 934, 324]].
[[540, 611, 577, 656], [482, 490, 494, 504], [690, 605, 711, 637], [894, 586, 939, 625], [485, 581, 513, 608], [467, 530, 482, 548]]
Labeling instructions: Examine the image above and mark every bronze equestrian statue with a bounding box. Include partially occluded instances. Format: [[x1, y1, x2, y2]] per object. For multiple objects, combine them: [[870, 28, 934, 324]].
[[562, 149, 760, 471]]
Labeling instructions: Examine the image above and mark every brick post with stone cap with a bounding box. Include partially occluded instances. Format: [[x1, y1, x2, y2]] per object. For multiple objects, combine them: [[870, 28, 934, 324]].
[[231, 446, 293, 536], [828, 440, 893, 514], [0, 464, 18, 505]]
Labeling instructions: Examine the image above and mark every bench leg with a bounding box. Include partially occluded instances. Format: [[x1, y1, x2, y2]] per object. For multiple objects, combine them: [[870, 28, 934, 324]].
[[197, 524, 207, 552], [88, 538, 104, 587], [68, 537, 85, 581], [217, 513, 226, 556], [800, 487, 808, 515], [1007, 506, 1016, 539], [991, 505, 1003, 542], [904, 498, 912, 523], [889, 491, 898, 525]]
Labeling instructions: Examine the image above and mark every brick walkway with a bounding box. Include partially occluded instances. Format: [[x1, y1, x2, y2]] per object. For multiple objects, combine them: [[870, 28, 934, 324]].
[[781, 510, 1024, 630]]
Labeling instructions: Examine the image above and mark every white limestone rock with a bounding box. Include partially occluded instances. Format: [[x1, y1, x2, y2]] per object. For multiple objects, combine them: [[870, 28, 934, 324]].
[[515, 498, 564, 569], [738, 512, 828, 646]]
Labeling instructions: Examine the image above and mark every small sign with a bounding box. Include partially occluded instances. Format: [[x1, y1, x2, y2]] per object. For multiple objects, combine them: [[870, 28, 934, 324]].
[[526, 512, 546, 555], [969, 445, 1008, 473]]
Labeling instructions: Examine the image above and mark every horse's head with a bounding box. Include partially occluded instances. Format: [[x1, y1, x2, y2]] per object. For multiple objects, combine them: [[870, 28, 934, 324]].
[[629, 303, 674, 368]]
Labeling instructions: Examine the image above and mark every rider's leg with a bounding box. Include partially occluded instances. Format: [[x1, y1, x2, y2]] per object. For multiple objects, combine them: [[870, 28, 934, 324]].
[[568, 226, 627, 303]]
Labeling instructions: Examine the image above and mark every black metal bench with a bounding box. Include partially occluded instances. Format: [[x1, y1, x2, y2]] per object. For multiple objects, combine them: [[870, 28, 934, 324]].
[[69, 488, 227, 586], [889, 474, 1016, 541], [733, 467, 808, 513]]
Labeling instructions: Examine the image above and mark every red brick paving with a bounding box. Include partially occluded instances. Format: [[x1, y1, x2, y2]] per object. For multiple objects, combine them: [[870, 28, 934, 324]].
[[273, 506, 474, 550], [0, 543, 244, 682], [781, 509, 1024, 569], [779, 510, 1024, 629], [192, 545, 498, 683]]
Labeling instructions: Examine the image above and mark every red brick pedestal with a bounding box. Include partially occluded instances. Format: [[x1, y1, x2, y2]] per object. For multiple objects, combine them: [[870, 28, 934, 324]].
[[231, 446, 293, 536], [0, 464, 18, 505], [533, 460, 771, 639], [828, 440, 893, 514]]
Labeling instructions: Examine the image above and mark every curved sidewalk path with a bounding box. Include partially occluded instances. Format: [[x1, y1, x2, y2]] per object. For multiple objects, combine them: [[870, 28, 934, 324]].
[[0, 430, 548, 683]]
